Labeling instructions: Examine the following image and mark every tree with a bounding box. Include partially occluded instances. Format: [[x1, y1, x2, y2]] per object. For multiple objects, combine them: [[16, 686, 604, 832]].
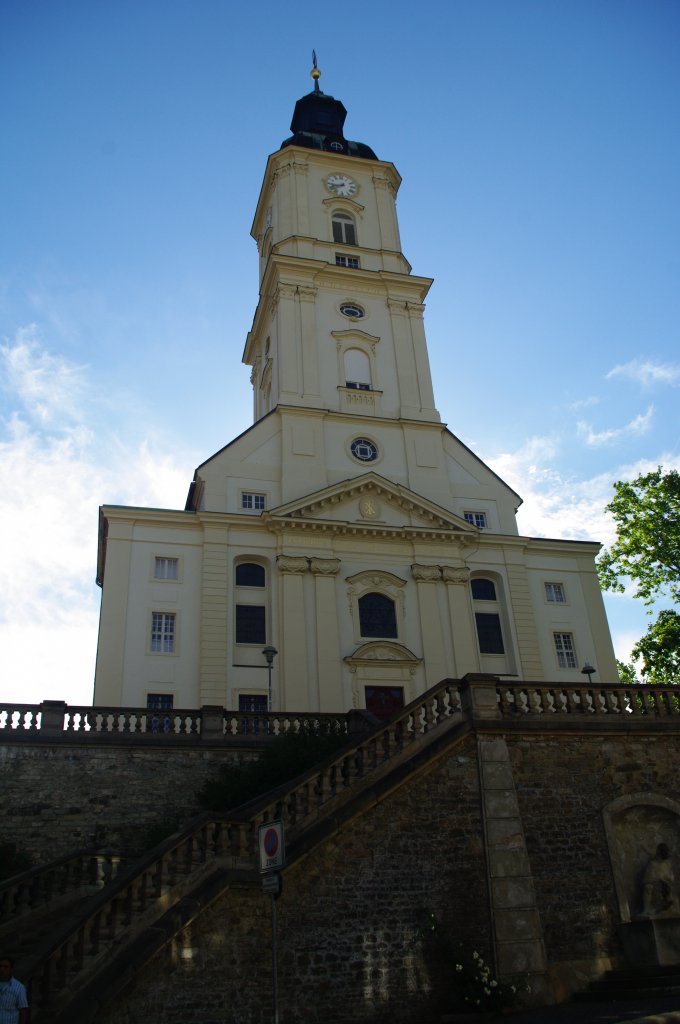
[[597, 467, 680, 605], [630, 609, 680, 685]]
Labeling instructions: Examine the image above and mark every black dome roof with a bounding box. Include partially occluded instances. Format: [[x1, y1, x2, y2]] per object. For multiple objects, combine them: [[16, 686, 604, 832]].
[[281, 87, 377, 161]]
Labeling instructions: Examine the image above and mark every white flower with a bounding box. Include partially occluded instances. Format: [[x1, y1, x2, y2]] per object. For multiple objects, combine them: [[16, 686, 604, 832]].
[[472, 951, 479, 960]]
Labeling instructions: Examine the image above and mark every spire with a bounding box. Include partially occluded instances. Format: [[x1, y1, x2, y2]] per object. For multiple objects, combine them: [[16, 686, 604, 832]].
[[311, 49, 321, 94], [279, 55, 378, 161]]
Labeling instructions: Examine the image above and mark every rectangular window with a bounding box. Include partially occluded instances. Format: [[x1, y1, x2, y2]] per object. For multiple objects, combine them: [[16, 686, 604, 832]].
[[151, 612, 176, 653], [475, 613, 505, 654], [241, 492, 266, 511], [554, 632, 577, 668], [239, 694, 268, 714], [147, 693, 173, 710], [335, 254, 360, 269], [464, 511, 488, 529], [154, 557, 178, 580], [235, 605, 266, 645], [545, 582, 566, 603]]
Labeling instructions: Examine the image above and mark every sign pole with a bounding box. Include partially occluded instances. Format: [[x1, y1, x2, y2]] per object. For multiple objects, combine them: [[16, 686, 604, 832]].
[[259, 821, 285, 1024]]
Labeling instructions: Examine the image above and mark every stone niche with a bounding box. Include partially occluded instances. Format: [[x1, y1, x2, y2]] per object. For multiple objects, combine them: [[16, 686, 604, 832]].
[[604, 793, 680, 966]]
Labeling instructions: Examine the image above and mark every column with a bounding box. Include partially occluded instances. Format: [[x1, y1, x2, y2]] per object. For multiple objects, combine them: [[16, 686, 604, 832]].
[[298, 284, 320, 402], [387, 298, 420, 417], [407, 303, 439, 419], [277, 555, 309, 710], [276, 284, 300, 399], [310, 557, 342, 712], [442, 565, 480, 677]]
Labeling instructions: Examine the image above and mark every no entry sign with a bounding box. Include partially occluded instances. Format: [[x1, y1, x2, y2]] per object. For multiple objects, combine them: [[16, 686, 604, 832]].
[[258, 820, 285, 872]]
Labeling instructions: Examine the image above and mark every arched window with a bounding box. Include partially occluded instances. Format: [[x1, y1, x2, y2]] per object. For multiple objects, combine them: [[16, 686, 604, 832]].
[[344, 348, 371, 390], [471, 578, 496, 601], [332, 211, 357, 245], [471, 577, 504, 654], [359, 592, 398, 639], [235, 563, 265, 587]]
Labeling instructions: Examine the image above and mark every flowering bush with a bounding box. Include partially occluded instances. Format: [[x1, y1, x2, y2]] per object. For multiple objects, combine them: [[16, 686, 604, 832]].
[[450, 943, 526, 1012], [416, 912, 530, 1014]]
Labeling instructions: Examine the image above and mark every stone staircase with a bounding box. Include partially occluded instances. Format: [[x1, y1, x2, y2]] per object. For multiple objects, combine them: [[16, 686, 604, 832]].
[[4, 677, 471, 1023]]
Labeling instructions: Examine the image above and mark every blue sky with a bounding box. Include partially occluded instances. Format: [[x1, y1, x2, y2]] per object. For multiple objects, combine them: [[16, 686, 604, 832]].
[[1, 0, 679, 706]]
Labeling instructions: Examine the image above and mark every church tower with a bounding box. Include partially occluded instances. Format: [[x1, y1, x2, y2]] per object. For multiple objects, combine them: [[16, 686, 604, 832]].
[[93, 63, 618, 715]]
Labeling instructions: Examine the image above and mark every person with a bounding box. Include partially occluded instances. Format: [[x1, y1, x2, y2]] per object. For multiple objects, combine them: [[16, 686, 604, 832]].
[[0, 958, 28, 1024]]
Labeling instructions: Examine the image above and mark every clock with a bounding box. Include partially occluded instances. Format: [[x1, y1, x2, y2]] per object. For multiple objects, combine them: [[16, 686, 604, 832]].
[[326, 173, 357, 198]]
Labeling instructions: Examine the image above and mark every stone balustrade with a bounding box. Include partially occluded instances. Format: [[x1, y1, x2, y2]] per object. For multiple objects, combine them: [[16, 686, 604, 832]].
[[496, 681, 680, 718], [0, 850, 124, 923], [0, 701, 348, 742]]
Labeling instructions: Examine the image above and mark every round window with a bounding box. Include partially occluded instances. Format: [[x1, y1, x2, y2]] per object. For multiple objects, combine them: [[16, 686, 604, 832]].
[[340, 303, 364, 319], [350, 438, 378, 462]]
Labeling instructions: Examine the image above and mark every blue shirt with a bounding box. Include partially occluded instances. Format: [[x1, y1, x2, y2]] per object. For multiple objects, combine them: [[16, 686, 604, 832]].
[[0, 978, 28, 1024]]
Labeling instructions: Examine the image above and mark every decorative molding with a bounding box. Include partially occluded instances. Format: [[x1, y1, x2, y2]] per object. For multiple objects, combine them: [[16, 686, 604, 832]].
[[309, 557, 340, 577], [407, 302, 426, 318], [297, 285, 317, 303], [276, 555, 308, 575], [442, 565, 470, 586], [411, 563, 442, 583], [387, 298, 408, 315]]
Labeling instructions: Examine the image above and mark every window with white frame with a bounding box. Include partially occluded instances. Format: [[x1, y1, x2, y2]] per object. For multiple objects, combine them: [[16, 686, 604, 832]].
[[151, 612, 176, 654], [344, 348, 371, 390], [554, 632, 577, 668], [332, 211, 357, 245], [545, 582, 566, 604], [154, 556, 178, 580], [241, 492, 266, 511], [464, 511, 488, 529], [335, 253, 360, 268]]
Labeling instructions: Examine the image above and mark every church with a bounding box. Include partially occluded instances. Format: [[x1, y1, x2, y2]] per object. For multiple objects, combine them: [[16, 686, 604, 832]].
[[93, 64, 618, 715]]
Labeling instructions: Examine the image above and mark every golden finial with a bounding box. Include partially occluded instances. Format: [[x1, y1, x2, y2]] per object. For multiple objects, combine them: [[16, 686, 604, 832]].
[[311, 50, 321, 92]]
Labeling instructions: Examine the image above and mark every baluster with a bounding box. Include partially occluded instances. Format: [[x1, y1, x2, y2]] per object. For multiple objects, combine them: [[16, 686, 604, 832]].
[[528, 689, 543, 714], [498, 687, 514, 715]]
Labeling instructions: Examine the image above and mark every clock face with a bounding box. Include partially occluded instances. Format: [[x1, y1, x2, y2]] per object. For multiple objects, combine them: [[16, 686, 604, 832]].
[[326, 173, 357, 198]]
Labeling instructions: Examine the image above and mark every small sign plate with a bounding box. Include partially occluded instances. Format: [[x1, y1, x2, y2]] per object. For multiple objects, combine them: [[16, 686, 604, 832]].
[[258, 820, 285, 872]]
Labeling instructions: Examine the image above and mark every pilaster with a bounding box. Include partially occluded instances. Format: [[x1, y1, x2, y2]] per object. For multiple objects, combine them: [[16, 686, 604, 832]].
[[442, 565, 480, 677], [477, 734, 551, 1001], [198, 529, 229, 705], [504, 551, 544, 680], [276, 555, 309, 710], [411, 564, 448, 686], [310, 557, 342, 712]]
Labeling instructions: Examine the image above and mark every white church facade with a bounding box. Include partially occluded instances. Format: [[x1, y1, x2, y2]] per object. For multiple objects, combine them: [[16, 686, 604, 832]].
[[93, 68, 618, 716]]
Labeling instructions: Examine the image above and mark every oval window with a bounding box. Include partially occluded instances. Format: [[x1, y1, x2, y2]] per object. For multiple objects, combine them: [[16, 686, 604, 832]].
[[340, 303, 364, 319]]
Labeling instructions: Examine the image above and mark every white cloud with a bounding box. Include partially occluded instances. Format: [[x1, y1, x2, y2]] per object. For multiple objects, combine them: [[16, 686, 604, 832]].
[[576, 405, 654, 446], [487, 439, 680, 545], [0, 331, 193, 706], [606, 359, 680, 388]]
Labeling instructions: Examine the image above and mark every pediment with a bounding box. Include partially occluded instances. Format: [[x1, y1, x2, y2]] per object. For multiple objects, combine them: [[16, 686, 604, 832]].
[[345, 641, 421, 667], [264, 473, 478, 540]]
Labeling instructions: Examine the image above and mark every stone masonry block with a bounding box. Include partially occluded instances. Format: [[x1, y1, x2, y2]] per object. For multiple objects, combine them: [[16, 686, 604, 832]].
[[494, 909, 543, 943], [496, 939, 546, 975], [482, 762, 515, 789], [484, 790, 521, 818], [488, 848, 531, 878], [486, 819, 526, 847], [492, 876, 537, 909], [479, 739, 510, 763]]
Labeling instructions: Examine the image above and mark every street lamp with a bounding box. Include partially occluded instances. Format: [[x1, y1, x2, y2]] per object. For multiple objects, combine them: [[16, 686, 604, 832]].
[[262, 645, 278, 712], [581, 661, 596, 684]]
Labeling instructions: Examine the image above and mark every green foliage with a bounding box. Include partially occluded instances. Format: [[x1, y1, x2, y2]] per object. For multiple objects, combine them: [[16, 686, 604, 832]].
[[631, 609, 680, 685], [0, 841, 32, 882], [616, 659, 639, 685], [597, 467, 680, 606], [198, 729, 348, 811]]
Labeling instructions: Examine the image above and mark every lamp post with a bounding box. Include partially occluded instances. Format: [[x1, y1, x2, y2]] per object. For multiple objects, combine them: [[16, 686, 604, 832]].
[[262, 645, 278, 712], [581, 661, 596, 684]]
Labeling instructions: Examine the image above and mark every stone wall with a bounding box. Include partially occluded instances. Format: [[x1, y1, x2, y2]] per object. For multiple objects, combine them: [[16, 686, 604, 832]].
[[97, 733, 489, 1024], [0, 741, 252, 862]]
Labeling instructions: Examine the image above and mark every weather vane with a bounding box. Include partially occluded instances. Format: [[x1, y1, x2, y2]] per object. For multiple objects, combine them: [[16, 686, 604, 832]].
[[311, 50, 321, 92]]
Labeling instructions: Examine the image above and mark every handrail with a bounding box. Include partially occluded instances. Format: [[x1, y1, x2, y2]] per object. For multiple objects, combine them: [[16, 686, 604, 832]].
[[0, 849, 123, 924]]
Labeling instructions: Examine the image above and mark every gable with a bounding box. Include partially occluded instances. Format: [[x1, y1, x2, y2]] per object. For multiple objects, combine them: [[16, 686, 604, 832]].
[[264, 472, 479, 540]]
